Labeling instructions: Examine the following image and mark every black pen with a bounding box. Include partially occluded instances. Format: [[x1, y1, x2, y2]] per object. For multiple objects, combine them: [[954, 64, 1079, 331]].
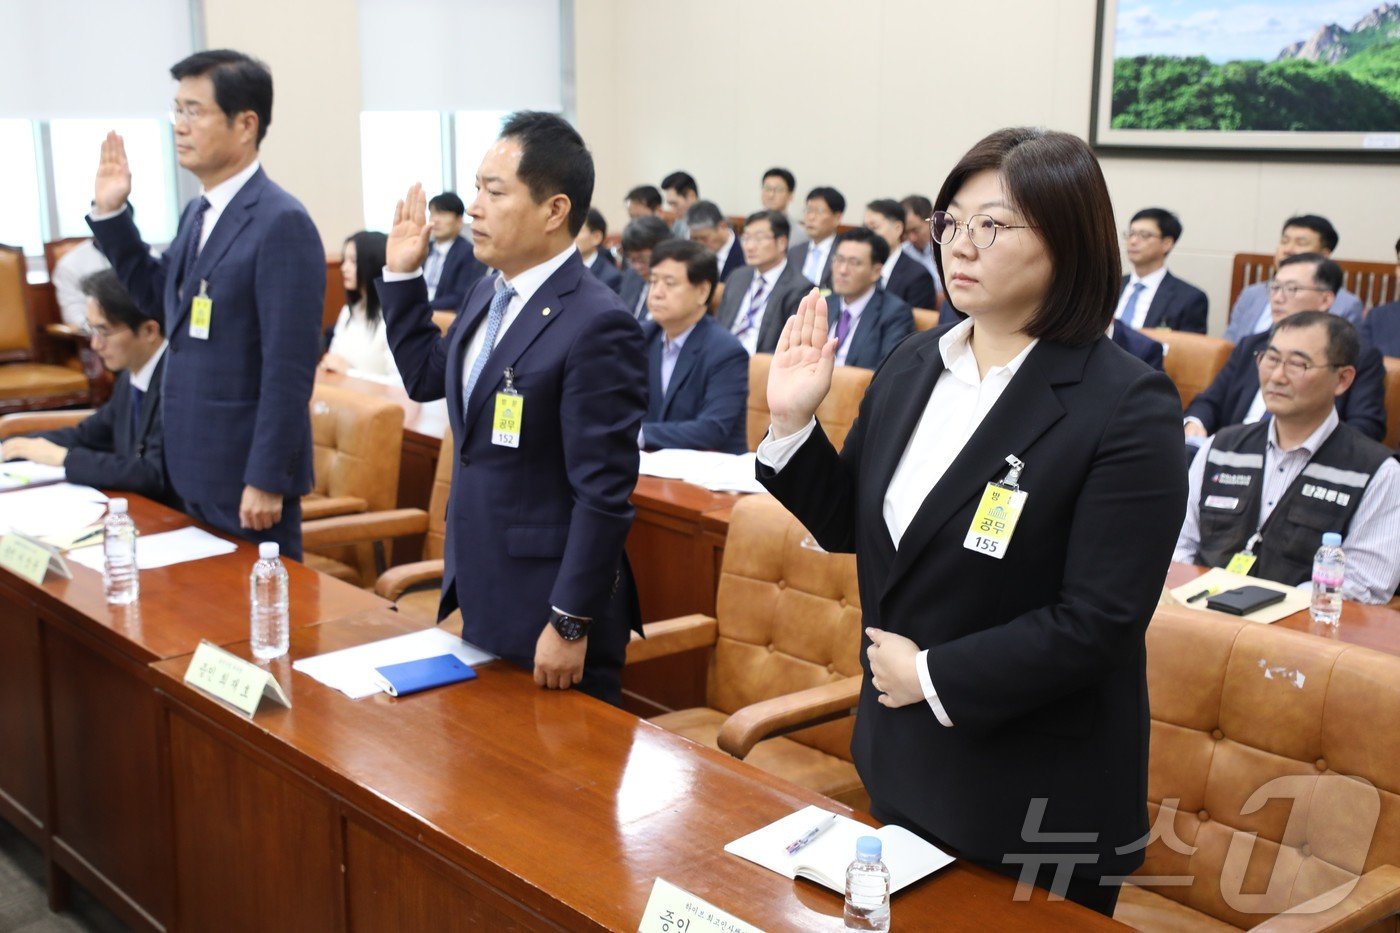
[[1186, 586, 1218, 604]]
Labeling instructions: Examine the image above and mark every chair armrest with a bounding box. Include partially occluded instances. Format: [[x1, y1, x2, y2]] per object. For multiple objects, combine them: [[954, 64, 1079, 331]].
[[44, 323, 87, 345], [300, 495, 369, 520], [302, 508, 428, 552], [375, 559, 446, 601], [717, 675, 862, 759], [625, 614, 718, 665], [0, 410, 94, 438], [1251, 864, 1400, 932]]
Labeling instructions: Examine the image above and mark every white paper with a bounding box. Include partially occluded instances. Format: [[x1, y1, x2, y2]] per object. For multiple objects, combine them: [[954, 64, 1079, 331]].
[[638, 449, 765, 494], [0, 460, 68, 490], [293, 627, 495, 699], [65, 526, 238, 572], [0, 483, 109, 536]]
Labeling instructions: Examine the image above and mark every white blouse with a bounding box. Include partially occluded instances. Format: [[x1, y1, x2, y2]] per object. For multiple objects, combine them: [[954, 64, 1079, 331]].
[[327, 303, 401, 382]]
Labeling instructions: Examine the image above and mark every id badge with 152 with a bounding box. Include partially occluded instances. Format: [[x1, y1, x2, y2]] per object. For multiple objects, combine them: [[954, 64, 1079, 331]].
[[189, 280, 212, 340], [492, 367, 523, 448]]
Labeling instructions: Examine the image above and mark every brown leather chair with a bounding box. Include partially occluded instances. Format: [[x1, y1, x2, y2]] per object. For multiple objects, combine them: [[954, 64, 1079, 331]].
[[627, 494, 867, 808], [913, 308, 939, 332], [0, 409, 91, 438], [43, 237, 91, 278], [369, 425, 454, 623], [1115, 605, 1400, 931], [1383, 357, 1400, 450], [746, 353, 874, 453], [0, 243, 91, 414], [1142, 328, 1234, 410]]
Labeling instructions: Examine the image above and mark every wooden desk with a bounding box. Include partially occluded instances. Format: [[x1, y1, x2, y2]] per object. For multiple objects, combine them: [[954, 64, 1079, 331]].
[[627, 476, 741, 624], [0, 493, 387, 931], [150, 609, 1120, 932]]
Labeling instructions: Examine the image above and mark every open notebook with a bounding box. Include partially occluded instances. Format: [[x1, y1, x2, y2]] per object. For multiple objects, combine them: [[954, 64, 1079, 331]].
[[724, 805, 954, 894]]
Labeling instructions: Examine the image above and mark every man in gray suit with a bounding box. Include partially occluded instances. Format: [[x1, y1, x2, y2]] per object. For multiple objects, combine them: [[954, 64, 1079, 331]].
[[716, 210, 813, 355], [1224, 214, 1363, 343]]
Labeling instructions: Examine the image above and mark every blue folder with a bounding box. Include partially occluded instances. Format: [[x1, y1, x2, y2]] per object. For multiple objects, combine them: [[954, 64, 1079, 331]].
[[374, 654, 477, 697]]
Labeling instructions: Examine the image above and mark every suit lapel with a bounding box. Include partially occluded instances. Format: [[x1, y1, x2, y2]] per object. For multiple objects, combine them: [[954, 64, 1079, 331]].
[[446, 280, 494, 431], [1144, 273, 1173, 328], [661, 321, 703, 416], [171, 170, 265, 332], [134, 355, 166, 446], [862, 338, 946, 547], [844, 292, 880, 366], [717, 267, 751, 329]]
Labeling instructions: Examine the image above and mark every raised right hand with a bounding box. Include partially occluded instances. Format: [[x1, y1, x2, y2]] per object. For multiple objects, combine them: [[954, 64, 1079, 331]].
[[386, 182, 432, 274], [94, 131, 132, 214], [767, 288, 837, 438]]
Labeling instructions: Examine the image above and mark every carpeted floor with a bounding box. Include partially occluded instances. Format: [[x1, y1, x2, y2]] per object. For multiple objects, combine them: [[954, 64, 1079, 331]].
[[0, 820, 127, 933]]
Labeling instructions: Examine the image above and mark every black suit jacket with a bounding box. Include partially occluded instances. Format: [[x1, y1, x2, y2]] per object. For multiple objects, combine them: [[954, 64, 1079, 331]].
[[618, 268, 649, 322], [717, 238, 746, 283], [586, 251, 624, 293], [1119, 271, 1208, 334], [1184, 331, 1388, 440], [715, 261, 813, 354], [836, 288, 914, 370], [433, 236, 487, 311], [758, 329, 1187, 876], [1362, 301, 1400, 357], [884, 253, 939, 312], [1110, 321, 1165, 371], [34, 353, 172, 505]]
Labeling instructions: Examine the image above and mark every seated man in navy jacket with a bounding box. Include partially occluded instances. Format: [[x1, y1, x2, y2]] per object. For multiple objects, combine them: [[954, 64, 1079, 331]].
[[639, 240, 748, 454], [1114, 208, 1208, 334], [2, 270, 172, 504], [617, 215, 673, 322], [575, 207, 622, 292], [864, 198, 939, 313], [1360, 236, 1400, 357], [825, 227, 914, 370], [1109, 320, 1165, 370], [425, 192, 487, 310], [1186, 254, 1386, 443], [685, 201, 745, 283]]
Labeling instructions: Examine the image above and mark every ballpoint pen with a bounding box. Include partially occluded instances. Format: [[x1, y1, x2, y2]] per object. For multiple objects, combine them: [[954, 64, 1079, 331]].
[[1186, 585, 1218, 604], [785, 814, 837, 855]]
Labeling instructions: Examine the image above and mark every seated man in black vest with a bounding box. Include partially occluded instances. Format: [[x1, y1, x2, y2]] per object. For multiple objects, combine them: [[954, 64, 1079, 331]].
[[1173, 312, 1400, 604], [2, 270, 172, 505]]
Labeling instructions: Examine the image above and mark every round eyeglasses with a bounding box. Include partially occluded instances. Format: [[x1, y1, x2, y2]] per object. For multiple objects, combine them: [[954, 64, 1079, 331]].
[[928, 211, 1035, 249]]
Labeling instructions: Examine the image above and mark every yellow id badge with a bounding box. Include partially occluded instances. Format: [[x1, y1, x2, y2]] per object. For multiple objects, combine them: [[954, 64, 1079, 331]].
[[189, 280, 212, 340], [963, 482, 1028, 560], [492, 391, 523, 448], [1225, 551, 1257, 575]]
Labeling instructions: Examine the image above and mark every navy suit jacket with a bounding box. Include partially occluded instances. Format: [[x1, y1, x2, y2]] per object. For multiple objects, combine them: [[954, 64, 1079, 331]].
[[717, 239, 747, 283], [618, 268, 649, 321], [642, 316, 748, 454], [378, 251, 648, 670], [1184, 330, 1387, 440], [1119, 271, 1208, 334], [88, 169, 323, 505], [1362, 301, 1400, 357], [837, 288, 914, 370], [33, 353, 173, 505], [1110, 322, 1165, 371], [432, 236, 487, 311], [884, 252, 939, 312], [586, 251, 624, 293]]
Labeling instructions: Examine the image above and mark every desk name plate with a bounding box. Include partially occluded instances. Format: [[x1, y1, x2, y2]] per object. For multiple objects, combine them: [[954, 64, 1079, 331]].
[[0, 532, 73, 586], [638, 878, 765, 933], [183, 640, 292, 717]]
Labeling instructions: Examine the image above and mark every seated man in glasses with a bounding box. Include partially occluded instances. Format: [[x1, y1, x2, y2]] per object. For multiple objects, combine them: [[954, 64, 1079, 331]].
[[1113, 208, 1208, 334], [1224, 214, 1363, 343], [2, 270, 172, 504], [1184, 254, 1386, 445], [1174, 311, 1400, 603]]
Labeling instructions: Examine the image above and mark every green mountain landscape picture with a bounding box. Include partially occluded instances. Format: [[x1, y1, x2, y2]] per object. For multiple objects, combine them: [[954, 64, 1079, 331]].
[[1111, 1, 1400, 131]]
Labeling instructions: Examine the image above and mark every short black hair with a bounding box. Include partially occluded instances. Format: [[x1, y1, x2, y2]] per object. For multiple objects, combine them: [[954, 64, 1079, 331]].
[[900, 195, 933, 220], [865, 198, 905, 230], [744, 210, 790, 244], [1282, 215, 1339, 253], [684, 200, 725, 230], [1272, 310, 1359, 368], [1131, 207, 1183, 245], [621, 216, 673, 254], [583, 208, 608, 237], [625, 185, 662, 210], [428, 192, 465, 216], [661, 172, 698, 197], [763, 167, 796, 193], [649, 239, 719, 307], [835, 226, 890, 266], [500, 111, 594, 236], [806, 186, 846, 215], [80, 270, 160, 336], [170, 49, 273, 146], [1279, 252, 1344, 294], [343, 230, 388, 323]]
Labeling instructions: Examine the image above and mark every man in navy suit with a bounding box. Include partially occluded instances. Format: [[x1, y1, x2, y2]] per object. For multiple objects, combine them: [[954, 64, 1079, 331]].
[[425, 192, 487, 310], [616, 215, 672, 322], [865, 198, 939, 313], [1186, 255, 1386, 442], [639, 240, 748, 454], [575, 207, 622, 292], [788, 186, 845, 289], [89, 50, 322, 558], [378, 112, 647, 704], [3, 270, 173, 505], [685, 201, 746, 283], [825, 228, 913, 370], [1114, 208, 1208, 334], [1360, 237, 1400, 357], [1109, 320, 1165, 371]]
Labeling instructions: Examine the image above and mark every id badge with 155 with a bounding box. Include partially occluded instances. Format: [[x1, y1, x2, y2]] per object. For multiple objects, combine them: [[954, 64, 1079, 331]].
[[963, 455, 1028, 560]]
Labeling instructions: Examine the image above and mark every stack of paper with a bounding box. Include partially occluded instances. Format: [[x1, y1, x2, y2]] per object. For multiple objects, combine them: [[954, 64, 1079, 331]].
[[0, 460, 68, 491], [293, 627, 495, 699], [638, 449, 765, 494], [65, 526, 239, 572], [0, 483, 109, 537]]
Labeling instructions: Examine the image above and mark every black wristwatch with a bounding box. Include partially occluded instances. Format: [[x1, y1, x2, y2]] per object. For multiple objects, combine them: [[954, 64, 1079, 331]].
[[549, 609, 591, 641]]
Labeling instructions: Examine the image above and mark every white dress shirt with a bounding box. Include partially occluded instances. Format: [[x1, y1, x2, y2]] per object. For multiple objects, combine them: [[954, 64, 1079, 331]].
[[1174, 409, 1400, 604], [732, 260, 787, 355], [829, 286, 876, 366], [713, 230, 736, 274], [758, 318, 1040, 725], [129, 340, 168, 393], [879, 252, 900, 290], [1113, 265, 1167, 329], [424, 239, 453, 300], [197, 160, 262, 250]]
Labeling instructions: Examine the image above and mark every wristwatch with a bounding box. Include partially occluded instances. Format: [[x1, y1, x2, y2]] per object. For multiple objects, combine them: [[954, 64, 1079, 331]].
[[549, 609, 592, 641]]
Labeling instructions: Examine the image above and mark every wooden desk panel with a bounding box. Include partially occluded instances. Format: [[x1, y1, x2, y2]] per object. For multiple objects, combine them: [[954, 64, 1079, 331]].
[[0, 582, 46, 844], [627, 476, 740, 623]]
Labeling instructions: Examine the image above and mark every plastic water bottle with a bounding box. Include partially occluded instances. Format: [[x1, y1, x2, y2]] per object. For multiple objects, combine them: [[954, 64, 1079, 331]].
[[844, 835, 891, 932], [249, 542, 290, 660], [102, 498, 139, 604], [1310, 532, 1345, 627]]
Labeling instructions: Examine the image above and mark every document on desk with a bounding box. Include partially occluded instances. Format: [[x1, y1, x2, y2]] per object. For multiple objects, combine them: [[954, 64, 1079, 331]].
[[0, 460, 68, 491], [293, 627, 495, 699], [0, 483, 108, 537], [65, 526, 238, 572], [638, 449, 765, 494]]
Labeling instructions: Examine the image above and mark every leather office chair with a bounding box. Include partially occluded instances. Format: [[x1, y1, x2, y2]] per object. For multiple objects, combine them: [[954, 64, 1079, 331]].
[[0, 409, 91, 438], [1383, 357, 1399, 450], [1115, 605, 1400, 931], [912, 308, 939, 332], [0, 243, 92, 414], [1142, 328, 1233, 410], [368, 425, 454, 622], [745, 353, 874, 453], [626, 494, 866, 808]]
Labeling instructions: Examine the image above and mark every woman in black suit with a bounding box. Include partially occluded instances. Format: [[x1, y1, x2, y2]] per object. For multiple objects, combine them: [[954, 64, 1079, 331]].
[[757, 128, 1187, 915]]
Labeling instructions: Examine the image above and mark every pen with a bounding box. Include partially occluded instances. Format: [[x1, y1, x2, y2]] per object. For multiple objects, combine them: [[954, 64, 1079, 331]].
[[1186, 586, 1218, 604], [785, 814, 837, 855]]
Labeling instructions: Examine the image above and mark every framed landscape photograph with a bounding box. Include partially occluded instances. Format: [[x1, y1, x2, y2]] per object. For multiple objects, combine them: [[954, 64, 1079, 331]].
[[1091, 1, 1400, 158]]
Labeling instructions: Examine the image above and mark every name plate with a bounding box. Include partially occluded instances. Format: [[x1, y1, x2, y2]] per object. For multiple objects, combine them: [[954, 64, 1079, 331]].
[[638, 878, 765, 933], [0, 532, 72, 585], [183, 641, 292, 717]]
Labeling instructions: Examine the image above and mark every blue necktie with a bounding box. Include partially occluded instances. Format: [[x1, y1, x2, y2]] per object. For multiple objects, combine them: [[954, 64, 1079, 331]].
[[462, 280, 516, 414], [1118, 281, 1145, 326], [178, 196, 211, 292]]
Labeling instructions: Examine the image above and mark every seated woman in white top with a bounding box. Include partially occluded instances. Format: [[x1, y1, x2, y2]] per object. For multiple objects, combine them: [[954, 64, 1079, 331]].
[[320, 231, 400, 382]]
